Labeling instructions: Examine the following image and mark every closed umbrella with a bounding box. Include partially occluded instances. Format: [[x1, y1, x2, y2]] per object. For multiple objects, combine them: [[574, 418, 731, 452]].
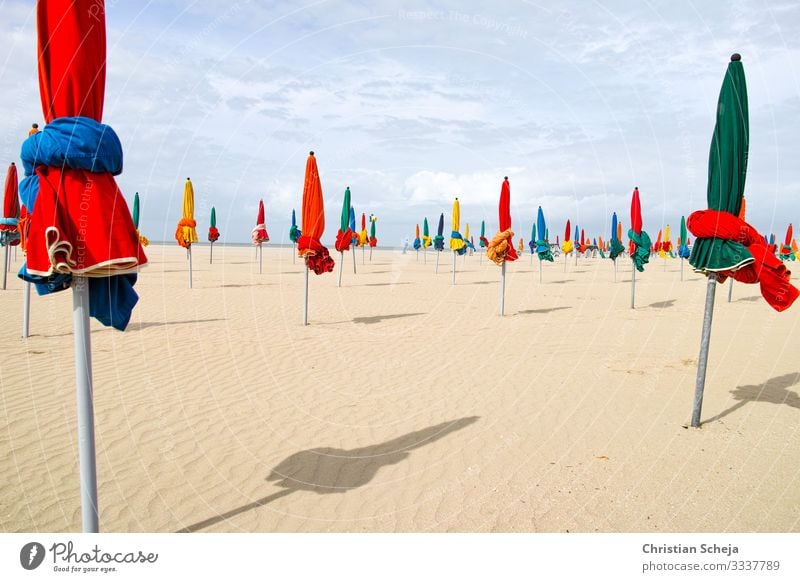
[[609, 212, 624, 282], [1, 163, 20, 290], [678, 215, 690, 280], [434, 212, 444, 273], [251, 199, 269, 274], [349, 206, 356, 273], [535, 206, 553, 283], [450, 198, 466, 284], [780, 224, 794, 261], [561, 219, 573, 271], [208, 206, 219, 264], [479, 219, 488, 264], [289, 208, 301, 264], [175, 178, 198, 287], [687, 54, 798, 427], [358, 212, 368, 264], [132, 192, 149, 250], [422, 217, 431, 264], [486, 177, 517, 315], [334, 187, 353, 287], [628, 186, 651, 309], [18, 0, 147, 531], [413, 224, 421, 259], [297, 151, 334, 325], [368, 215, 377, 261]]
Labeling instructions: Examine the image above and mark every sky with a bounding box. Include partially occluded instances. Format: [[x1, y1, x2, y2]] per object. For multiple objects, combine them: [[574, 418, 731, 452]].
[[1, 0, 798, 246]]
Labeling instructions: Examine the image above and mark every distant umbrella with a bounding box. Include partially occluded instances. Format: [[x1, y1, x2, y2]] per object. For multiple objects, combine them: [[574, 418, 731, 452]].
[[434, 212, 445, 273], [413, 224, 421, 251], [628, 187, 651, 309], [208, 206, 219, 264], [1, 163, 20, 290], [780, 224, 794, 261], [334, 187, 353, 286]]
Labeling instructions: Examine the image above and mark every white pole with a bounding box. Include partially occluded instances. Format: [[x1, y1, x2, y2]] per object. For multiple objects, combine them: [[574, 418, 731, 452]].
[[452, 251, 456, 285], [727, 278, 733, 302], [538, 258, 542, 284], [564, 252, 567, 272], [352, 246, 357, 274], [435, 250, 440, 274], [72, 277, 99, 532], [188, 246, 193, 289], [630, 260, 636, 309], [303, 266, 309, 326], [292, 243, 296, 264], [209, 242, 213, 264], [575, 248, 578, 266], [369, 246, 373, 262], [22, 281, 31, 338], [613, 259, 617, 282], [362, 245, 365, 265], [416, 249, 419, 262], [337, 251, 343, 287], [500, 260, 506, 316], [259, 244, 263, 274], [681, 258, 684, 281], [691, 273, 718, 427], [530, 253, 533, 266]]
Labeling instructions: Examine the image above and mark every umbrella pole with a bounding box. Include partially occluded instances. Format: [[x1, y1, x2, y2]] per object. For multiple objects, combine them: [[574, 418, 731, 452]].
[[337, 251, 343, 287], [72, 277, 99, 532], [479, 251, 482, 265], [352, 246, 357, 274], [2, 245, 7, 290], [630, 260, 636, 309], [259, 245, 263, 274], [210, 242, 213, 264], [362, 246, 365, 265], [452, 251, 456, 285], [564, 252, 567, 272], [303, 266, 309, 326], [188, 246, 193, 289], [691, 273, 718, 428], [292, 243, 296, 264], [538, 258, 542, 284], [22, 281, 31, 338], [500, 260, 506, 316], [613, 259, 617, 283], [416, 249, 419, 262], [575, 249, 578, 266], [727, 278, 733, 302], [681, 258, 684, 281], [369, 246, 373, 262], [424, 248, 427, 264], [530, 253, 533, 266], [435, 250, 440, 274]]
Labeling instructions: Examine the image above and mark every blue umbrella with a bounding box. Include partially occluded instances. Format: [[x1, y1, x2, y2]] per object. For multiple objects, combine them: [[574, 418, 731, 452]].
[[535, 206, 553, 281]]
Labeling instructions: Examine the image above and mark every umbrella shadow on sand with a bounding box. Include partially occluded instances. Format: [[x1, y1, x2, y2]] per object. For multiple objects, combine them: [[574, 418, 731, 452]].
[[701, 373, 800, 425], [178, 416, 479, 533], [517, 306, 571, 315], [352, 313, 424, 324], [647, 300, 675, 309]]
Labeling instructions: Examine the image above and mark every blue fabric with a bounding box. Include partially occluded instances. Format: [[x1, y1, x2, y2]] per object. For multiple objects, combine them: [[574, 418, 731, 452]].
[[678, 244, 691, 259], [0, 217, 18, 226], [413, 238, 421, 250], [611, 213, 618, 243], [450, 230, 467, 255], [17, 117, 137, 331]]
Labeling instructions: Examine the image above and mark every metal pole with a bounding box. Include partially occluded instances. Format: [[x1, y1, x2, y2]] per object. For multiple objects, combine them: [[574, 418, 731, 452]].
[[424, 248, 427, 264], [2, 245, 7, 290], [362, 245, 365, 265], [369, 246, 373, 262], [337, 252, 343, 287], [188, 246, 193, 289], [452, 251, 456, 285], [500, 260, 506, 316], [259, 245, 263, 274], [630, 260, 636, 309], [727, 278, 733, 302], [613, 259, 617, 283], [352, 246, 357, 274], [292, 243, 296, 264], [564, 252, 567, 272], [22, 281, 31, 338], [680, 258, 684, 281], [538, 258, 542, 283], [691, 273, 718, 427], [530, 253, 533, 266], [72, 278, 99, 532], [303, 266, 309, 326], [435, 250, 440, 274], [210, 242, 213, 264], [575, 249, 578, 266]]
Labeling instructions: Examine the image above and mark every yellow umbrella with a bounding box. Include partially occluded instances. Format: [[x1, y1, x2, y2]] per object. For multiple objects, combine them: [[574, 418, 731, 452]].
[[450, 197, 466, 253], [175, 177, 198, 248]]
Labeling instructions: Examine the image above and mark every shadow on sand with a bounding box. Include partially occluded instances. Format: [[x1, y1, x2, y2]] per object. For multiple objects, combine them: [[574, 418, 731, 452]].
[[177, 416, 479, 532], [702, 372, 800, 425], [352, 312, 424, 324], [517, 306, 571, 315]]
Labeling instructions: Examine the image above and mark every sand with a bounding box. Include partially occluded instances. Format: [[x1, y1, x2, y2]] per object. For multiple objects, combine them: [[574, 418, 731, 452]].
[[1, 243, 799, 533]]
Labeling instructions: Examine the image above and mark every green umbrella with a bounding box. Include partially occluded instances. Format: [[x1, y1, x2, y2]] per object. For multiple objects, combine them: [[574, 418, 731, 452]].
[[132, 192, 140, 229], [689, 56, 749, 273], [340, 187, 350, 232], [689, 53, 749, 428], [336, 187, 351, 287]]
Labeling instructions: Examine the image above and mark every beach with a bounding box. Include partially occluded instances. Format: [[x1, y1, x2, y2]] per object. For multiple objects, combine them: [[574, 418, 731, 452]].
[[1, 243, 799, 533]]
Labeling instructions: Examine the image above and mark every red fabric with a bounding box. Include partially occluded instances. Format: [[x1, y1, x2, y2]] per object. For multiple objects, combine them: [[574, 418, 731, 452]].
[[297, 235, 334, 274], [18, 205, 30, 252], [175, 218, 196, 249], [479, 236, 489, 247], [334, 228, 352, 252], [688, 209, 799, 311], [361, 213, 366, 231], [1, 163, 19, 227], [498, 178, 511, 231], [301, 153, 324, 241], [564, 220, 570, 242], [784, 224, 793, 247], [369, 237, 377, 248], [37, 1, 105, 123], [25, 0, 146, 277], [630, 187, 642, 234], [580, 229, 584, 246], [208, 226, 219, 242], [257, 199, 265, 225], [654, 229, 662, 250], [662, 241, 673, 253]]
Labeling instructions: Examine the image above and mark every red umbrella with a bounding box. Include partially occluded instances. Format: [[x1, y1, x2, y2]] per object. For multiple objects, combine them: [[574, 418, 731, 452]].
[[252, 199, 269, 245], [1, 162, 20, 290], [20, 0, 147, 531], [486, 177, 517, 315]]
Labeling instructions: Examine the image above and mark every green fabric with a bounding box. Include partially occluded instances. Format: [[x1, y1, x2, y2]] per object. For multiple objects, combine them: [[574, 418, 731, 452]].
[[690, 57, 751, 272], [599, 248, 607, 259], [669, 251, 675, 258], [370, 218, 376, 238], [132, 192, 140, 229], [480, 220, 485, 238], [629, 229, 651, 272], [423, 218, 429, 238], [536, 240, 553, 262], [531, 223, 535, 242], [609, 239, 625, 261], [210, 206, 216, 228], [340, 188, 351, 232], [679, 215, 687, 244]]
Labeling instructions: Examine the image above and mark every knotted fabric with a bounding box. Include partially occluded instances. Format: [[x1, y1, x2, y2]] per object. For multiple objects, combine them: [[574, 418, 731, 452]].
[[298, 235, 335, 275], [609, 239, 625, 261], [335, 228, 353, 252], [628, 229, 651, 272], [175, 218, 197, 248], [536, 239, 553, 262], [208, 226, 220, 243], [450, 231, 466, 255], [688, 209, 798, 311], [251, 224, 269, 245], [486, 229, 517, 265]]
